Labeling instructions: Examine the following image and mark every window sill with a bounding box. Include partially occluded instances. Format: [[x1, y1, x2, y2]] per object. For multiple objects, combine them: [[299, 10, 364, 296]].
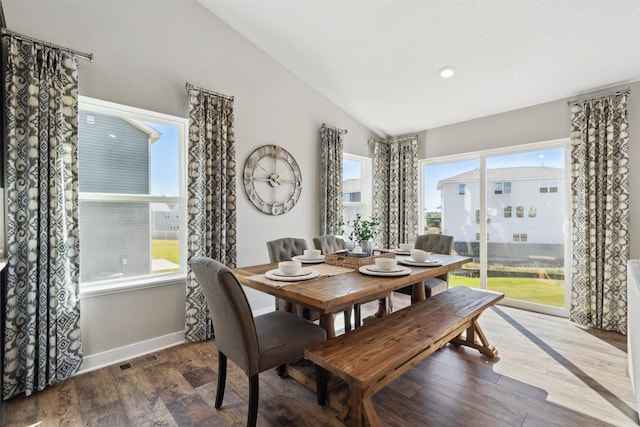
[[79, 273, 187, 299]]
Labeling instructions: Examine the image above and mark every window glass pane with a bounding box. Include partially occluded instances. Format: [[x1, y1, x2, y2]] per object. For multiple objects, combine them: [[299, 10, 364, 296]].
[[485, 147, 565, 308], [423, 158, 479, 260], [504, 206, 512, 218], [342, 155, 371, 241], [150, 123, 180, 197]]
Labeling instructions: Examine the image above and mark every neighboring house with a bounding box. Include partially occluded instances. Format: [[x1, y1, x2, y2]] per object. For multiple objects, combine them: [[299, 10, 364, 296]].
[[438, 166, 565, 265], [151, 202, 180, 240], [78, 112, 161, 282]]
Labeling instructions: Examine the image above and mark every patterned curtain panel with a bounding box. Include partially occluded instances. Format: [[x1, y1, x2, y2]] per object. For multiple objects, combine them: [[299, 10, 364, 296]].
[[185, 87, 237, 341], [373, 136, 419, 249], [2, 37, 82, 399], [569, 91, 630, 334], [320, 125, 345, 235]]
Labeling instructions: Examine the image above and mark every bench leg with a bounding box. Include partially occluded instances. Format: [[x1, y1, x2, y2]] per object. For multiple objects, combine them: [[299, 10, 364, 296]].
[[350, 386, 364, 427], [362, 396, 380, 427], [450, 318, 498, 359]]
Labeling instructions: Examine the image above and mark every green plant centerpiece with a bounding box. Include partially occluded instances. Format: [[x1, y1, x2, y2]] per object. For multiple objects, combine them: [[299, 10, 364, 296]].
[[341, 214, 380, 255]]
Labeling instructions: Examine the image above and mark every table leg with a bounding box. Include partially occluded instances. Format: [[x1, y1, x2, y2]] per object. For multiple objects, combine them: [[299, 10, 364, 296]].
[[284, 300, 295, 313], [320, 313, 336, 339], [412, 282, 426, 303], [350, 386, 364, 427]]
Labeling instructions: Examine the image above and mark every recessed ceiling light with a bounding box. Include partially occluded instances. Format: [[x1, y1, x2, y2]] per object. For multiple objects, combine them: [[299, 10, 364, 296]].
[[439, 66, 455, 79]]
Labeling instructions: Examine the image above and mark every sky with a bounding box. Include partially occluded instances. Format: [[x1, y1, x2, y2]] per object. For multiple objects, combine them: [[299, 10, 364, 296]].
[[148, 122, 180, 196]]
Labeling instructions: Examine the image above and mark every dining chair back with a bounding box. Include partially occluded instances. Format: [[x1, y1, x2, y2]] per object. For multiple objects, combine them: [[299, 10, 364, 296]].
[[312, 235, 345, 255], [396, 233, 455, 299], [266, 237, 312, 317], [189, 256, 326, 427], [266, 237, 308, 263]]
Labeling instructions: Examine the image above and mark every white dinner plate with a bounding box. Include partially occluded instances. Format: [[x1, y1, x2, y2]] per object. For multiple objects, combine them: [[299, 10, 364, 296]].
[[292, 255, 325, 264], [265, 268, 320, 282], [272, 268, 315, 277], [358, 265, 411, 277], [393, 248, 411, 255], [366, 265, 405, 273], [397, 257, 442, 267]]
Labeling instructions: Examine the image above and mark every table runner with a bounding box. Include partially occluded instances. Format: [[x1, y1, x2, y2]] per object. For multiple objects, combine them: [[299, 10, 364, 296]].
[[247, 263, 354, 288]]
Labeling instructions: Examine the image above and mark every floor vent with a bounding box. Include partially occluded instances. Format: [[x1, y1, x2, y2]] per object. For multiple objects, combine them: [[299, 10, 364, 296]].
[[119, 354, 159, 371]]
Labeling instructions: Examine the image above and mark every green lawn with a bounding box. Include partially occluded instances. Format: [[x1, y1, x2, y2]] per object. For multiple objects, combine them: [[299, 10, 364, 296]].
[[450, 274, 565, 307], [152, 240, 180, 272]]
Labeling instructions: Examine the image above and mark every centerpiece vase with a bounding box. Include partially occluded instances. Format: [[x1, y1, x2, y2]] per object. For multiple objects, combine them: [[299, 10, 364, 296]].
[[359, 240, 372, 255]]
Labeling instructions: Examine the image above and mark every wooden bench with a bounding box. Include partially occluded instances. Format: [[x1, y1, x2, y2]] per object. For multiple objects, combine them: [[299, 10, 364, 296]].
[[305, 286, 504, 427]]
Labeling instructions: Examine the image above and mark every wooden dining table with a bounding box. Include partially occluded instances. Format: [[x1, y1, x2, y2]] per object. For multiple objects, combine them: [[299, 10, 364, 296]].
[[234, 253, 472, 338]]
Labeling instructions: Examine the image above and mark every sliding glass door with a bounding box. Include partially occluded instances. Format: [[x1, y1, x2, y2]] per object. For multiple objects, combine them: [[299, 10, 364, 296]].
[[421, 140, 570, 316]]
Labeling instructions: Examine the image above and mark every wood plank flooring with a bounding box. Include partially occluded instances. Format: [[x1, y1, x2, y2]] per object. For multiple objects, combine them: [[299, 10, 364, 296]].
[[2, 294, 638, 426]]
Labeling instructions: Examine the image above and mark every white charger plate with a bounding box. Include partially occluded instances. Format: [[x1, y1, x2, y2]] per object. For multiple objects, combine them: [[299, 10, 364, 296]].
[[358, 265, 411, 277], [397, 257, 442, 267], [292, 254, 325, 264], [265, 268, 320, 282]]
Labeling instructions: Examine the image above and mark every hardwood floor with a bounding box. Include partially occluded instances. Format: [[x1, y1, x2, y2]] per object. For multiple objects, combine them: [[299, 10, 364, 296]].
[[2, 294, 638, 426]]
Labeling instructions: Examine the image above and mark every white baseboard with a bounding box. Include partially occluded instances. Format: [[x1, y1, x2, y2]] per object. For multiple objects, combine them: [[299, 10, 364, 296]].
[[77, 330, 186, 375], [76, 307, 274, 376]]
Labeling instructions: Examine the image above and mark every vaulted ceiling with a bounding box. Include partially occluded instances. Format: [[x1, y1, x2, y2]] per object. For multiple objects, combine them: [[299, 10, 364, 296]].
[[197, 0, 640, 137]]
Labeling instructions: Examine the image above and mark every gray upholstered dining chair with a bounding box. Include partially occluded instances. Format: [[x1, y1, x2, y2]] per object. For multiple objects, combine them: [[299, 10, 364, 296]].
[[266, 237, 311, 316], [395, 233, 455, 300], [189, 256, 326, 427], [312, 235, 345, 255]]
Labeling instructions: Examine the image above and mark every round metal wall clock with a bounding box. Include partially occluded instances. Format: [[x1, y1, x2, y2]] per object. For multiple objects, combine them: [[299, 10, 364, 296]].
[[242, 145, 302, 215]]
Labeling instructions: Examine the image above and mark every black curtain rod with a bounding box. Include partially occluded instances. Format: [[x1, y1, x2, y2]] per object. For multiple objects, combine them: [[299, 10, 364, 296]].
[[567, 87, 630, 106], [0, 27, 93, 62], [321, 123, 347, 134], [185, 82, 234, 100]]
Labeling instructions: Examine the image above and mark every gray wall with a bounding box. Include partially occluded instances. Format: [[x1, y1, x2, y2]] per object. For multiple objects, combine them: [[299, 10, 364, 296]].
[[2, 0, 378, 368]]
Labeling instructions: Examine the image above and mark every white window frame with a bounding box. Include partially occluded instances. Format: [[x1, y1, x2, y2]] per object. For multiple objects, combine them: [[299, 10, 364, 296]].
[[78, 96, 188, 297]]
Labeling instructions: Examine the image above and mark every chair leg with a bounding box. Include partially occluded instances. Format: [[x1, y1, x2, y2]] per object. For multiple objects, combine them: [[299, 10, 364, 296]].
[[277, 364, 286, 377], [343, 307, 352, 332], [215, 352, 227, 409], [315, 364, 327, 406], [248, 374, 259, 427]]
